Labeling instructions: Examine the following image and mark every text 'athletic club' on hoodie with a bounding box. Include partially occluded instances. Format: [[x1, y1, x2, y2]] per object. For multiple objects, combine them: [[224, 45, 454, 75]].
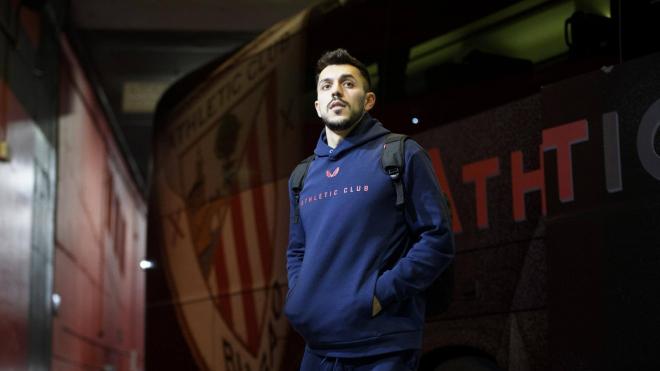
[[284, 113, 454, 357]]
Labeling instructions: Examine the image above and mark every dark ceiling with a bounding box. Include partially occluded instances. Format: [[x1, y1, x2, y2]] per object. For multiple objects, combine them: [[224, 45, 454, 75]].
[[68, 0, 653, 194], [68, 0, 323, 192], [69, 0, 531, 193]]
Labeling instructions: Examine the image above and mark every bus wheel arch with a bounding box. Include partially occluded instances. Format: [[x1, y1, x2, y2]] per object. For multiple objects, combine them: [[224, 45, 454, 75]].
[[419, 346, 503, 371]]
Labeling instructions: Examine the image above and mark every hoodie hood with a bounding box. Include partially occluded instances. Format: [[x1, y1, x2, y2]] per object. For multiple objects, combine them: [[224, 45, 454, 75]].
[[314, 113, 390, 160]]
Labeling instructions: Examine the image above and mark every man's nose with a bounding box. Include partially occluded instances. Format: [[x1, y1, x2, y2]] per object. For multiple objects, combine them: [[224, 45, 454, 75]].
[[330, 83, 343, 97]]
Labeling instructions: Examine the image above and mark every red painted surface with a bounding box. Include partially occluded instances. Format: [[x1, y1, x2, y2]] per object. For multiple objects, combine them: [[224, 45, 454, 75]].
[[462, 157, 500, 229], [50, 38, 147, 371], [7, 0, 41, 47], [428, 148, 463, 233], [0, 81, 34, 371], [20, 7, 41, 47], [540, 119, 589, 202], [511, 149, 547, 221]]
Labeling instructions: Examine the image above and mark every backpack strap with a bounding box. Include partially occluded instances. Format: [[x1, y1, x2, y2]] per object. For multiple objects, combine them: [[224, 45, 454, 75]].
[[290, 154, 315, 223], [382, 133, 408, 207], [381, 133, 456, 316]]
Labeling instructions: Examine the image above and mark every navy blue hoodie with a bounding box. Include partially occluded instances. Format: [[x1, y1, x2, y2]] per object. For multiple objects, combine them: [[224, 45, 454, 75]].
[[284, 114, 454, 357]]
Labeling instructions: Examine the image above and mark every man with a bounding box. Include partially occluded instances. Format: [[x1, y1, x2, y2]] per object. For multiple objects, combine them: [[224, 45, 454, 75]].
[[284, 49, 454, 371]]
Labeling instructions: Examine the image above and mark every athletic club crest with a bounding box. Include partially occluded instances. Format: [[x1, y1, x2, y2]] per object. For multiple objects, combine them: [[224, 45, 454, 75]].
[[154, 21, 309, 370]]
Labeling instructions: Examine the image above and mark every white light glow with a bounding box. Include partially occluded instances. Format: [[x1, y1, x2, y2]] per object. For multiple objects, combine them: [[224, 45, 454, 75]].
[[139, 259, 155, 270]]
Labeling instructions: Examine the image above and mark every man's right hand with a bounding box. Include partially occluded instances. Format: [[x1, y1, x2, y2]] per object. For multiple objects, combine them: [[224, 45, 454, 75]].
[[372, 296, 382, 317]]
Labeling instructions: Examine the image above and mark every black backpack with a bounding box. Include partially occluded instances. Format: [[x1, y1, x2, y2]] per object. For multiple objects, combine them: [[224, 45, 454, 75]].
[[289, 133, 454, 316]]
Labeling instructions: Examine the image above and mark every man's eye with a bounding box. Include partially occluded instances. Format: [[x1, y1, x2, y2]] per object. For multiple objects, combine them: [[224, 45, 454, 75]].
[[343, 81, 354, 88], [320, 84, 330, 90]]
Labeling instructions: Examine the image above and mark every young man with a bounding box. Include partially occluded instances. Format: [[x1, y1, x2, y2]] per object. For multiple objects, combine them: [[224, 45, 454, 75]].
[[284, 49, 454, 370]]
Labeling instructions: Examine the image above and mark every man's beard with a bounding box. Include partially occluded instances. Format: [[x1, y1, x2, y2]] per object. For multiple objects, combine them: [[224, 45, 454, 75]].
[[322, 109, 365, 132]]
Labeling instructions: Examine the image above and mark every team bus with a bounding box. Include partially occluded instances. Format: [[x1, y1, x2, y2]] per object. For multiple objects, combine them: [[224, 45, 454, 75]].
[[147, 0, 660, 370]]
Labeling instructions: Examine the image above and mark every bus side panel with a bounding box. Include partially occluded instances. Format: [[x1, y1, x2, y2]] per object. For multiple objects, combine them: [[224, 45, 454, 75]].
[[544, 53, 660, 371], [416, 94, 548, 370], [420, 52, 660, 370]]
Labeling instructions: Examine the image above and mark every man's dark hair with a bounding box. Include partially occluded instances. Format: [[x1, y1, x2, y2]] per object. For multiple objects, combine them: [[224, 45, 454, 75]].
[[316, 48, 372, 91]]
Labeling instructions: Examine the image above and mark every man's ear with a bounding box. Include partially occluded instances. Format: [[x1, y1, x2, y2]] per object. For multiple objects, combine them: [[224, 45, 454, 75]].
[[314, 100, 321, 117], [364, 92, 376, 111]]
